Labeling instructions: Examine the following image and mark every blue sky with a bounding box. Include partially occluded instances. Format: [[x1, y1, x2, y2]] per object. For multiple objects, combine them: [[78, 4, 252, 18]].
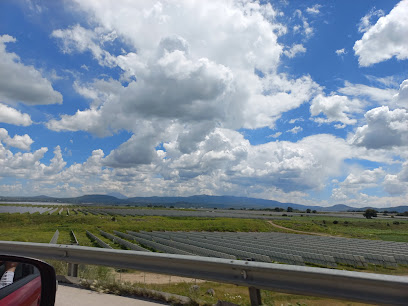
[[0, 0, 407, 208]]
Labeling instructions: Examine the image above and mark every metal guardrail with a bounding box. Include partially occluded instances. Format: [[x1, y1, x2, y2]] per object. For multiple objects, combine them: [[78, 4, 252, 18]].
[[0, 241, 407, 305]]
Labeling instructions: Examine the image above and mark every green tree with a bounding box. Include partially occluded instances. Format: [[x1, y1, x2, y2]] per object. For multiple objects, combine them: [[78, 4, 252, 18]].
[[287, 207, 293, 212], [306, 209, 311, 213], [363, 209, 377, 219]]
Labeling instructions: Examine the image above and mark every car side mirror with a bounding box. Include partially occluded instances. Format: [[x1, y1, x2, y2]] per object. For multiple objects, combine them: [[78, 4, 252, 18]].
[[0, 255, 56, 306]]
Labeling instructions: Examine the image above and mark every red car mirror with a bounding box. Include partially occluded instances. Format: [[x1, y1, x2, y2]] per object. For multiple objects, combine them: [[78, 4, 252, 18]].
[[0, 255, 56, 306]]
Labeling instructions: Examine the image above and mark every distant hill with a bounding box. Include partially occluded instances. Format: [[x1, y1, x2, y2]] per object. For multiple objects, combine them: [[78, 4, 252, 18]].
[[107, 192, 128, 199], [0, 194, 407, 212]]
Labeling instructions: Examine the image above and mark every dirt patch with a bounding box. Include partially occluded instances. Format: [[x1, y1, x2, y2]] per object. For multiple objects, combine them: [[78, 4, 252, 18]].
[[268, 221, 336, 237], [114, 271, 204, 284]]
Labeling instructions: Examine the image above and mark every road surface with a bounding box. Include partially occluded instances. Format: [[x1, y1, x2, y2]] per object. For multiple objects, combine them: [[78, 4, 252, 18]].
[[56, 284, 168, 306]]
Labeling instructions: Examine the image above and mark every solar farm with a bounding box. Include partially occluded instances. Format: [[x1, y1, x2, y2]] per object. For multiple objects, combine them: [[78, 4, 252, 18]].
[[1, 202, 407, 305], [0, 206, 57, 214], [76, 229, 408, 269], [1, 203, 408, 272], [85, 208, 289, 219]]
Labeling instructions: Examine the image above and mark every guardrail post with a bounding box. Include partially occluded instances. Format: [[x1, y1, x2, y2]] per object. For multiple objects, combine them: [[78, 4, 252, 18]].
[[249, 286, 262, 306], [67, 262, 78, 277]]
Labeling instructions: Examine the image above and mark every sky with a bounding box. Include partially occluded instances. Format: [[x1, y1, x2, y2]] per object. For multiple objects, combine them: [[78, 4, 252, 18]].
[[0, 0, 407, 208]]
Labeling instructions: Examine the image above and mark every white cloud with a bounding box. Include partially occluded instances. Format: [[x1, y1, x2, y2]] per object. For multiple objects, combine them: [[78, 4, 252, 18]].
[[43, 146, 66, 175], [354, 0, 408, 66], [289, 118, 304, 124], [287, 126, 303, 134], [283, 44, 306, 58], [0, 143, 48, 179], [358, 8, 384, 33], [0, 128, 34, 150], [243, 74, 320, 129], [306, 4, 321, 15], [268, 132, 282, 138], [48, 1, 320, 139], [392, 79, 408, 109], [339, 81, 397, 105], [365, 75, 399, 88], [0, 34, 63, 105], [310, 94, 363, 126], [335, 48, 346, 56], [293, 9, 314, 39], [51, 25, 117, 68], [332, 167, 386, 200], [0, 103, 32, 126], [103, 125, 162, 167], [349, 106, 408, 149], [342, 167, 385, 186], [383, 174, 407, 195]]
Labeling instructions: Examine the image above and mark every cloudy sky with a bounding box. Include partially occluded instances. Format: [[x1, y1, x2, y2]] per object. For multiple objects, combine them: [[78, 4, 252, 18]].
[[0, 0, 407, 207]]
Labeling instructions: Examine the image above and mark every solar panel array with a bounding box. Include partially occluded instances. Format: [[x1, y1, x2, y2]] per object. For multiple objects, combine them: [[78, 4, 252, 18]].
[[86, 208, 287, 220], [0, 206, 52, 214], [95, 231, 408, 268], [99, 229, 149, 252], [86, 230, 112, 249]]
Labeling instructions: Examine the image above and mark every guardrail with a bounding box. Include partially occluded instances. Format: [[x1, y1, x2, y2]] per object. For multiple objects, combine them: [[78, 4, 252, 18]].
[[0, 241, 407, 305]]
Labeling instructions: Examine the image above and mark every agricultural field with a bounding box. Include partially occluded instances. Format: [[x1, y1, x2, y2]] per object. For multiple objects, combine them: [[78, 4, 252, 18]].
[[1, 204, 408, 305]]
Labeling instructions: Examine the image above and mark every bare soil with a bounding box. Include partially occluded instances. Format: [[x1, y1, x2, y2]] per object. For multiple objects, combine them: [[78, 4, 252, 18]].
[[268, 221, 335, 236], [114, 271, 204, 284]]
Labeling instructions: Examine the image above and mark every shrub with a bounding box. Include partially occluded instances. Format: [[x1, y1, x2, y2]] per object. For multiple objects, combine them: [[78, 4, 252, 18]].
[[333, 220, 338, 224], [363, 209, 377, 219]]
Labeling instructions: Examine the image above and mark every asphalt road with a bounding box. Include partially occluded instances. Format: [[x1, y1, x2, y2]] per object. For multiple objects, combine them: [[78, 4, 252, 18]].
[[56, 284, 168, 306]]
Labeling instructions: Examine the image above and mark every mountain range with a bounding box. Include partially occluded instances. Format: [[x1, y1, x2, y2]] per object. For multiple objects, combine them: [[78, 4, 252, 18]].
[[0, 194, 407, 213]]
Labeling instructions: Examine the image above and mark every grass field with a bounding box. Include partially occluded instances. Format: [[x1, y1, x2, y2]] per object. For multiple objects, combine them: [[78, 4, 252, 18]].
[[1, 208, 407, 305], [273, 215, 408, 242], [0, 212, 278, 245]]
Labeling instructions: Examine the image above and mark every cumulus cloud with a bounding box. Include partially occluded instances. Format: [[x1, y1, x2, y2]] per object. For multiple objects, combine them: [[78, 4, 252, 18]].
[[383, 174, 407, 195], [0, 34, 62, 105], [0, 103, 32, 126], [43, 146, 66, 175], [354, 0, 408, 66], [244, 74, 320, 129], [51, 25, 117, 68], [0, 144, 48, 179], [103, 124, 161, 168], [283, 44, 306, 58], [349, 106, 408, 149], [392, 79, 408, 109], [48, 1, 320, 141], [160, 130, 352, 193], [332, 167, 386, 200], [0, 128, 34, 150], [310, 94, 363, 126]]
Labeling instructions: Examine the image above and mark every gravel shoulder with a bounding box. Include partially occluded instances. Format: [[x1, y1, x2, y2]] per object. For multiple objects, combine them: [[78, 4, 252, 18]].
[[56, 284, 168, 306]]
